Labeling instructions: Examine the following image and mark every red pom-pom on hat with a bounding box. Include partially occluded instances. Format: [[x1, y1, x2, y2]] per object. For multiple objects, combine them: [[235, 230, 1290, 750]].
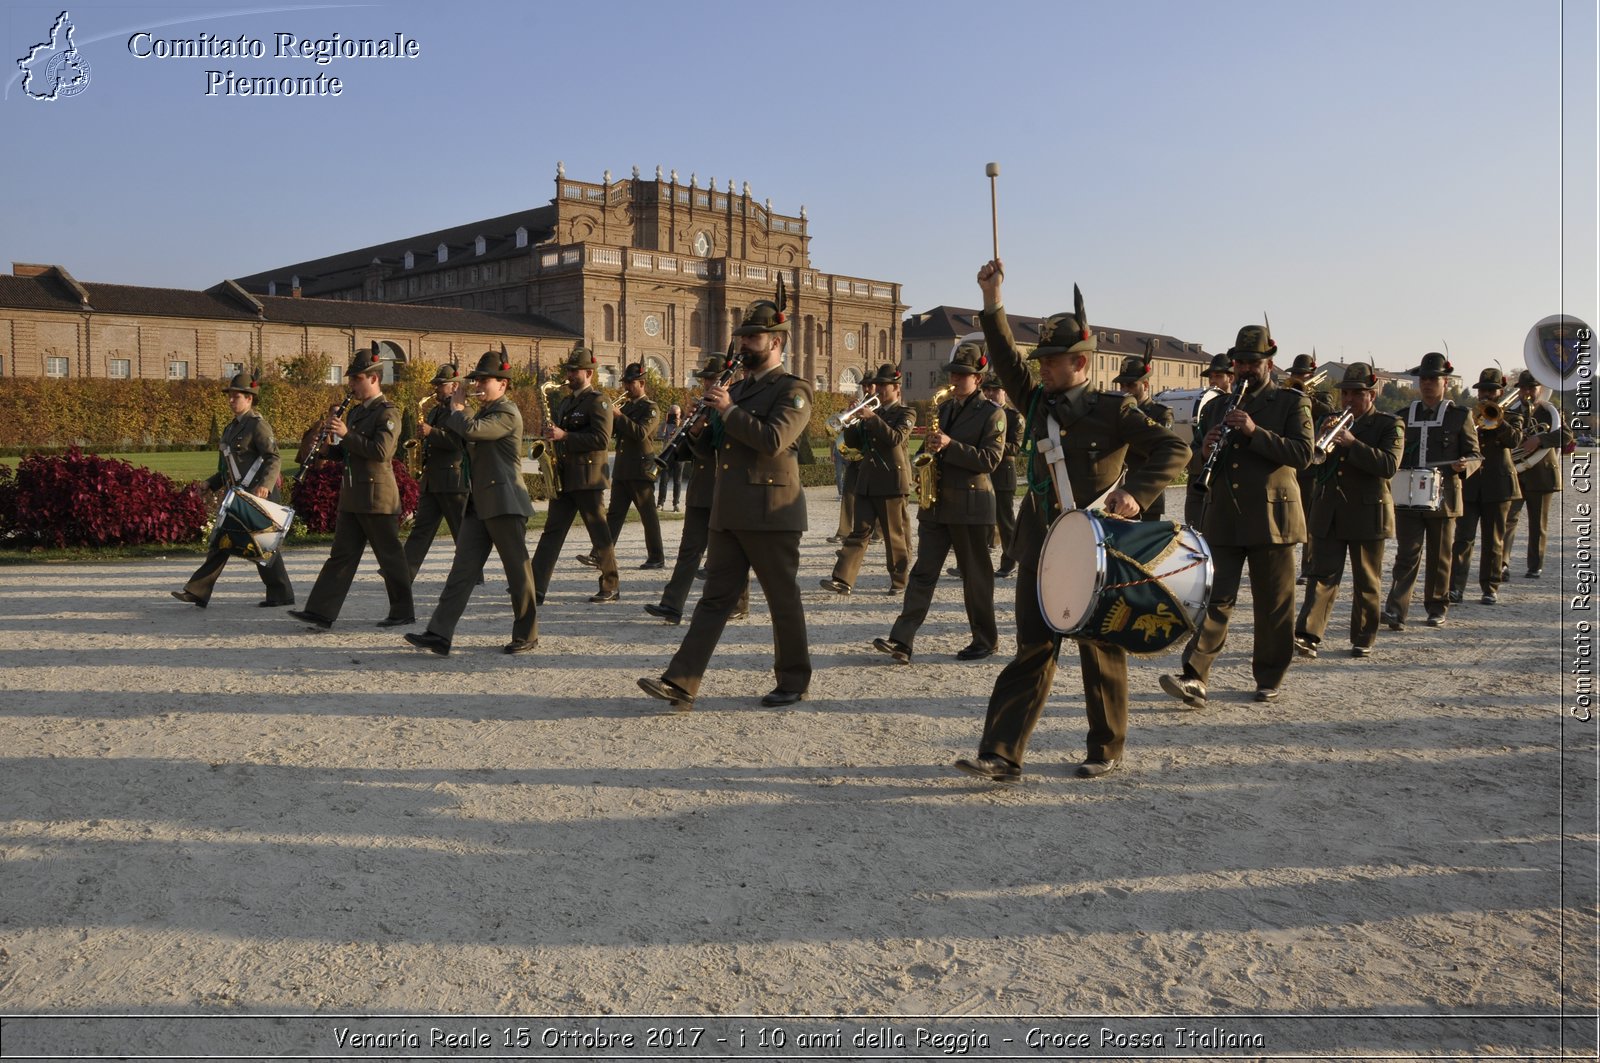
[[775, 312, 786, 324], [501, 361, 510, 371]]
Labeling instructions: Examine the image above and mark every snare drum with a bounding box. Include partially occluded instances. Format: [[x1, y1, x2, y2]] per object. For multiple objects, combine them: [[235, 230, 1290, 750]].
[[209, 488, 295, 565], [1390, 468, 1441, 512], [1037, 509, 1213, 655]]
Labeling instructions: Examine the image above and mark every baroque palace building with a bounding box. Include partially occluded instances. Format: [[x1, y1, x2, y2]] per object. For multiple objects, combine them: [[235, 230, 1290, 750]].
[[234, 163, 907, 392], [0, 263, 578, 384]]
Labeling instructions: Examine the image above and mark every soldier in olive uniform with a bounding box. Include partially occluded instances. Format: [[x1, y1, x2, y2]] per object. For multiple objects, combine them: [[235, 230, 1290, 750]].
[[1291, 364, 1404, 659], [984, 375, 1023, 576], [1449, 368, 1524, 605], [873, 341, 1004, 664], [821, 363, 915, 595], [644, 357, 749, 624], [829, 381, 879, 544], [530, 344, 621, 604], [1183, 353, 1236, 528], [1286, 353, 1337, 583], [404, 351, 538, 656], [1113, 352, 1175, 522], [402, 363, 471, 581], [590, 362, 665, 569], [1159, 320, 1314, 707], [290, 348, 415, 629], [639, 297, 813, 709], [173, 371, 295, 608], [955, 262, 1189, 783], [1381, 352, 1480, 629], [1505, 370, 1570, 578]]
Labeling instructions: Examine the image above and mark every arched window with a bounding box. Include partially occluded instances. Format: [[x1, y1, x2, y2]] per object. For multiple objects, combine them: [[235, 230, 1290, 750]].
[[804, 315, 815, 356], [645, 356, 669, 381], [603, 305, 616, 343], [878, 329, 888, 357], [837, 366, 862, 394], [689, 310, 704, 349]]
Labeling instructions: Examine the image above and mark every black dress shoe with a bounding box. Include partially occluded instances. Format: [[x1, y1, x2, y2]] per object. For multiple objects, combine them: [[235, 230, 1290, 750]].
[[695, 567, 707, 580], [403, 630, 451, 656], [1076, 758, 1122, 779], [955, 643, 995, 661], [819, 577, 852, 595], [730, 609, 749, 620], [872, 637, 911, 664], [287, 609, 332, 630], [1447, 589, 1464, 604], [589, 590, 620, 603], [375, 615, 416, 628], [1526, 569, 1542, 579], [946, 565, 963, 577], [760, 688, 805, 707], [995, 567, 1016, 579], [170, 590, 206, 608], [953, 755, 1021, 782], [257, 599, 294, 608], [1382, 607, 1404, 631], [637, 675, 694, 709], [1480, 592, 1498, 605], [576, 554, 599, 568], [535, 592, 545, 606], [503, 638, 539, 655], [643, 603, 683, 624], [639, 559, 665, 570], [1255, 687, 1281, 702]]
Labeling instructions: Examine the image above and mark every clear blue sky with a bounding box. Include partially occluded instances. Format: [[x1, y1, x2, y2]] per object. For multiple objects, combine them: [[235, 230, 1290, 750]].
[[3, 0, 1593, 380]]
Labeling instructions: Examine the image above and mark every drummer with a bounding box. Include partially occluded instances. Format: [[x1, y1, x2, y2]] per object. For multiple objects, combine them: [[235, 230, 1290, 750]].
[[954, 260, 1187, 783], [1380, 352, 1480, 629], [172, 371, 295, 609]]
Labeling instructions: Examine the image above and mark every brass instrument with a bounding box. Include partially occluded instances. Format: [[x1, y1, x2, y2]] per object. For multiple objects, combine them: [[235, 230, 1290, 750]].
[[612, 393, 629, 411], [1288, 369, 1329, 392], [1310, 408, 1357, 463], [913, 385, 955, 508], [402, 393, 437, 475], [1508, 397, 1561, 472], [838, 444, 865, 462], [303, 393, 355, 465], [1473, 399, 1504, 432], [825, 394, 880, 436], [532, 379, 566, 500]]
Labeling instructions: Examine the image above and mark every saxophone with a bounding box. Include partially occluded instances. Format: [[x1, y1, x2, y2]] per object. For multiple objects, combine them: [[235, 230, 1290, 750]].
[[913, 385, 955, 508], [528, 379, 565, 500]]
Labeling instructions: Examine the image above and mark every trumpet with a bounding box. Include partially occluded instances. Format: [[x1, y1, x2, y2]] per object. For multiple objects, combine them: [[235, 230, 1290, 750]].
[[1288, 369, 1329, 393], [1473, 399, 1504, 431], [826, 394, 880, 436], [612, 393, 629, 411], [1311, 409, 1357, 463]]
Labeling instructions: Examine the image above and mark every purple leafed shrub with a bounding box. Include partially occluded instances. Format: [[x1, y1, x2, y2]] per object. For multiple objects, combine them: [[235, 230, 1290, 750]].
[[0, 447, 207, 548]]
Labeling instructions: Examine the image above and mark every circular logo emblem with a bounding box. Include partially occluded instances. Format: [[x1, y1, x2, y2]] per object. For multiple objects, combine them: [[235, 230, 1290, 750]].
[[1522, 314, 1591, 392], [643, 314, 662, 338], [45, 51, 91, 97]]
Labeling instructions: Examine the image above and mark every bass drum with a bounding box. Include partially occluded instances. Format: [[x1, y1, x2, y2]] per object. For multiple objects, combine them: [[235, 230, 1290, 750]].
[[1036, 509, 1212, 655]]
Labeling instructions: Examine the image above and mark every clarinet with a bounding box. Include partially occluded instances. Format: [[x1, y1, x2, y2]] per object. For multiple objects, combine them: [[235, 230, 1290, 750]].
[[654, 347, 739, 470], [303, 393, 356, 465], [1192, 376, 1252, 495]]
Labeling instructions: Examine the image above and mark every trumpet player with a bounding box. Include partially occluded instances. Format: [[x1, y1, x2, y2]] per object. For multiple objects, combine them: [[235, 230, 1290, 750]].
[[404, 350, 538, 656], [1505, 370, 1570, 579], [1159, 319, 1313, 709], [982, 375, 1022, 576], [402, 363, 470, 581], [1448, 368, 1524, 606], [1291, 364, 1404, 660], [872, 341, 1003, 666], [821, 364, 915, 595], [828, 380, 878, 544], [586, 362, 665, 570], [530, 344, 621, 604]]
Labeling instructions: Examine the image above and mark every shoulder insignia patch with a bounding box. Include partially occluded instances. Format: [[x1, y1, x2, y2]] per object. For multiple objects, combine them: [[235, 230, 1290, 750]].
[[791, 395, 806, 410], [386, 421, 395, 432]]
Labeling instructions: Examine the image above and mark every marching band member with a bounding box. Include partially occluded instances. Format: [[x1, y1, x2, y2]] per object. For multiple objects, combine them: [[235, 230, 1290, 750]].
[[644, 358, 749, 625], [402, 363, 470, 581], [872, 340, 1003, 665], [984, 375, 1023, 576], [1381, 352, 1479, 629], [1159, 319, 1313, 708], [403, 350, 538, 656], [1291, 364, 1404, 659], [290, 348, 415, 630], [828, 380, 879, 544], [1112, 352, 1174, 521], [172, 371, 294, 609], [530, 344, 621, 604], [821, 364, 915, 595], [638, 297, 813, 709], [1285, 353, 1336, 584], [587, 362, 665, 570], [1504, 370, 1570, 579], [955, 261, 1187, 782], [1183, 353, 1235, 527], [1448, 368, 1524, 605]]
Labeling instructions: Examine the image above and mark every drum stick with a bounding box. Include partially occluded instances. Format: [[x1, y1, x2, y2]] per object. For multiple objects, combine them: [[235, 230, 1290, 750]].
[[985, 162, 1000, 260]]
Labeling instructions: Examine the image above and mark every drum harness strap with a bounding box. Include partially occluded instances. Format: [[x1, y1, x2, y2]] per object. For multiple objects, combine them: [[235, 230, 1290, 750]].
[[222, 444, 264, 491], [1403, 400, 1451, 469], [1026, 388, 1204, 596]]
